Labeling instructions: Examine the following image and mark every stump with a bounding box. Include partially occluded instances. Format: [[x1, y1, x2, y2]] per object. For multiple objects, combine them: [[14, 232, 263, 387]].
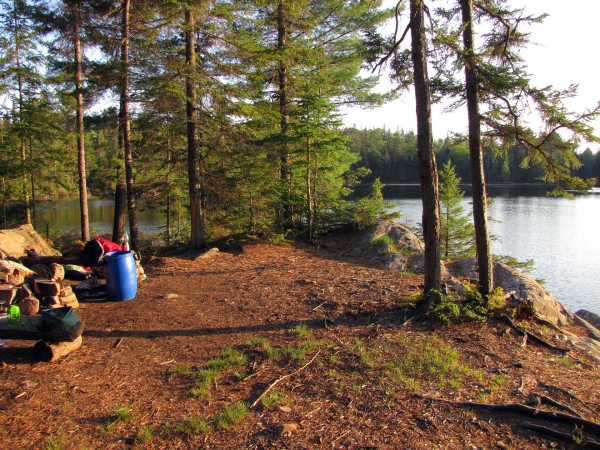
[[34, 336, 82, 362]]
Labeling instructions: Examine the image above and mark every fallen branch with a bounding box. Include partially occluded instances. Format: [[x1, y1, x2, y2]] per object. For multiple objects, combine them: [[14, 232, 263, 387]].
[[250, 350, 320, 409], [113, 337, 123, 349], [519, 422, 600, 449], [416, 395, 600, 434], [500, 314, 569, 353], [530, 392, 585, 419]]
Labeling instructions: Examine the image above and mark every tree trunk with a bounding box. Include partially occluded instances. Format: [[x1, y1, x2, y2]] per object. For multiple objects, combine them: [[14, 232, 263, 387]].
[[14, 3, 30, 225], [120, 0, 139, 251], [460, 0, 493, 297], [112, 180, 126, 244], [278, 1, 292, 227], [73, 1, 90, 242], [410, 0, 441, 311], [29, 135, 36, 229], [185, 7, 205, 249]]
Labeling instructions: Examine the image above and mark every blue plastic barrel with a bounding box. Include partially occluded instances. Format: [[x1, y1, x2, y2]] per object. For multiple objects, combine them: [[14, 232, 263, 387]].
[[104, 251, 138, 301]]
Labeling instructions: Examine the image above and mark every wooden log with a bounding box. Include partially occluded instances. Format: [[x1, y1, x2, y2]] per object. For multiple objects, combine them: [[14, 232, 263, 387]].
[[34, 336, 82, 362], [16, 296, 39, 316], [34, 279, 60, 296], [42, 295, 61, 307], [15, 284, 33, 302], [60, 293, 79, 309], [0, 286, 16, 304], [60, 286, 73, 297]]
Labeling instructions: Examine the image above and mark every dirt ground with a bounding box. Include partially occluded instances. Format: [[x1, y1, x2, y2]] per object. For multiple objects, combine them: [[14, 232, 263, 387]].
[[1, 233, 600, 449]]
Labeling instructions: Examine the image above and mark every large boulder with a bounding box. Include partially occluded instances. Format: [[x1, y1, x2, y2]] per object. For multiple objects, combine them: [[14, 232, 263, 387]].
[[0, 225, 60, 258], [575, 310, 600, 330], [446, 257, 572, 326], [346, 220, 423, 257]]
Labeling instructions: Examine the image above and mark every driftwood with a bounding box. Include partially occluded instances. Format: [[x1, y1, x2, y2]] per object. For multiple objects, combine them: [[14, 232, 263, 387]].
[[500, 314, 569, 353], [250, 350, 320, 409], [417, 395, 600, 434], [519, 422, 600, 449], [34, 336, 82, 362]]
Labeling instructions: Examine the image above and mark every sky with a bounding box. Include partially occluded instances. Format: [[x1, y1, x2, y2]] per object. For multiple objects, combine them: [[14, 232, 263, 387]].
[[341, 0, 600, 150]]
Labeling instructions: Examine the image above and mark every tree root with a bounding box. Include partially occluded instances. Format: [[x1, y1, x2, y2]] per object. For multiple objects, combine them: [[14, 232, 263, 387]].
[[538, 382, 600, 419], [415, 394, 600, 434], [500, 314, 569, 353], [250, 350, 320, 409], [519, 422, 600, 449], [529, 391, 585, 419]]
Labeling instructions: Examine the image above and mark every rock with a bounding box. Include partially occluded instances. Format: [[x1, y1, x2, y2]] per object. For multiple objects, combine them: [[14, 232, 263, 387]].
[[447, 257, 572, 326], [445, 258, 479, 280], [0, 224, 60, 258], [195, 248, 220, 261], [346, 220, 424, 257], [405, 254, 449, 278], [575, 309, 600, 329], [377, 253, 408, 271], [493, 262, 572, 326]]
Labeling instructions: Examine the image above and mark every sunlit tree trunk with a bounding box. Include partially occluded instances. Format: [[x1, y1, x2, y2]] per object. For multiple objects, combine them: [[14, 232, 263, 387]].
[[73, 0, 90, 242], [410, 0, 441, 311], [460, 0, 493, 297], [185, 7, 205, 249], [120, 0, 139, 250]]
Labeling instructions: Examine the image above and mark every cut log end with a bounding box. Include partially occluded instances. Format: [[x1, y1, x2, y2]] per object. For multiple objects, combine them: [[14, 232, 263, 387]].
[[34, 336, 82, 362]]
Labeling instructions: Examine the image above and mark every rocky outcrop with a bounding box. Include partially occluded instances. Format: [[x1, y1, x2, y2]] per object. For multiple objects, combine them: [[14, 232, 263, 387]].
[[0, 224, 59, 258], [346, 221, 423, 256], [446, 257, 572, 326], [575, 309, 600, 330], [346, 221, 423, 270]]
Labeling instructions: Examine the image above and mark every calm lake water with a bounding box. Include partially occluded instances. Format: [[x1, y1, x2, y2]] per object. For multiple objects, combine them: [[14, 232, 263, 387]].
[[377, 184, 600, 315], [36, 186, 600, 314]]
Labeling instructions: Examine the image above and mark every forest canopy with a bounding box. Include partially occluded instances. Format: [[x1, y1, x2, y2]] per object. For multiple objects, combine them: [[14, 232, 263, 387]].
[[0, 0, 598, 243]]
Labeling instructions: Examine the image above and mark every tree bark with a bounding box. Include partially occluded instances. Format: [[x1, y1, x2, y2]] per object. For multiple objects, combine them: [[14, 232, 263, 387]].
[[185, 7, 205, 249], [34, 336, 83, 362], [278, 1, 292, 227], [73, 0, 90, 242], [120, 0, 139, 251], [460, 0, 493, 297], [13, 3, 30, 225], [410, 0, 441, 310], [112, 180, 126, 244]]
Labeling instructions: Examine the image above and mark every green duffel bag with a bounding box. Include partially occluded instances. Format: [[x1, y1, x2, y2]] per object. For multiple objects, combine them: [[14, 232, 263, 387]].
[[37, 306, 81, 333]]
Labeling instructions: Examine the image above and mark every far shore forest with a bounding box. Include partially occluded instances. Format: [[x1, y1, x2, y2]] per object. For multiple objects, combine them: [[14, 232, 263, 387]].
[[1, 0, 599, 271]]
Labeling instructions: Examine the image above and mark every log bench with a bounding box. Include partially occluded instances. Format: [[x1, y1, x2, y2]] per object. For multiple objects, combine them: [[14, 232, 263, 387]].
[[0, 315, 83, 362]]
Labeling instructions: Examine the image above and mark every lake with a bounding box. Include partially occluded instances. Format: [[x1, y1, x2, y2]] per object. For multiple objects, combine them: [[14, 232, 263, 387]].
[[377, 184, 600, 315], [36, 186, 600, 314]]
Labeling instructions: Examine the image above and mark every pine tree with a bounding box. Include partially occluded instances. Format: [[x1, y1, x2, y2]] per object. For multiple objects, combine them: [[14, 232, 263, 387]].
[[439, 160, 475, 261]]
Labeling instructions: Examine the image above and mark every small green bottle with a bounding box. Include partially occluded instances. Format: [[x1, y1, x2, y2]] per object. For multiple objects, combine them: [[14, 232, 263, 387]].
[[7, 304, 20, 324]]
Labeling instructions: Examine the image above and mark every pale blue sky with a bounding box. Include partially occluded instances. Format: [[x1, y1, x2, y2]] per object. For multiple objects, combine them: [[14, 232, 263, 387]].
[[341, 0, 600, 150]]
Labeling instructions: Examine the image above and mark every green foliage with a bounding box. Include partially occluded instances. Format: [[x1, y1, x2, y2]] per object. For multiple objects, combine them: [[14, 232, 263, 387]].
[[352, 178, 400, 229], [430, 285, 506, 324], [261, 391, 286, 409], [495, 254, 535, 274], [214, 402, 248, 430], [136, 427, 153, 442], [439, 160, 475, 261], [114, 405, 133, 422], [386, 337, 467, 390], [176, 416, 212, 435], [192, 348, 247, 398]]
